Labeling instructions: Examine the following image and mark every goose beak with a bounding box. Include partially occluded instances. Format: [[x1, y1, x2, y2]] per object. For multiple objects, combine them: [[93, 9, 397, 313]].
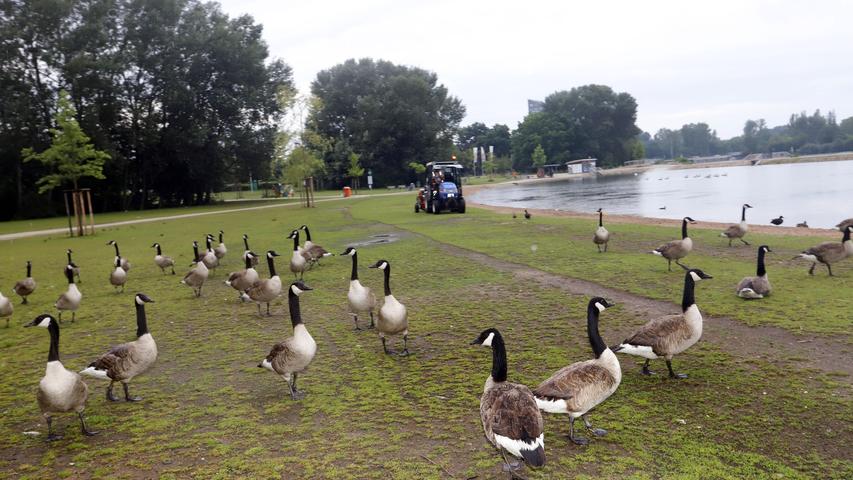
[[469, 339, 480, 345], [701, 273, 713, 279]]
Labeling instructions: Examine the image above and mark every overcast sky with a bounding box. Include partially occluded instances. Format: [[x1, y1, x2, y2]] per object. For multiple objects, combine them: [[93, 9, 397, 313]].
[[217, 0, 853, 138]]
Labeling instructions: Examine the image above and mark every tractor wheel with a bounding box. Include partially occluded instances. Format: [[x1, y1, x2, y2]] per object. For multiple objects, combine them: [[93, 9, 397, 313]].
[[458, 198, 466, 213], [432, 201, 441, 214], [414, 203, 420, 213]]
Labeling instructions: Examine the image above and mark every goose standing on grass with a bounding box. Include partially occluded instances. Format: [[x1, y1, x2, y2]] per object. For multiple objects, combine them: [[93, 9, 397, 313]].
[[795, 226, 853, 276], [107, 241, 131, 271], [226, 251, 259, 297], [80, 294, 156, 402], [299, 225, 332, 265], [214, 230, 227, 259], [181, 241, 208, 297], [287, 230, 310, 279], [721, 204, 753, 246], [796, 221, 809, 228], [242, 234, 260, 267], [471, 328, 545, 475], [109, 256, 128, 293], [66, 249, 81, 283], [837, 218, 853, 232], [0, 289, 12, 327], [201, 235, 219, 274], [340, 247, 376, 330], [13, 260, 37, 304], [152, 243, 175, 275], [652, 217, 696, 271], [258, 280, 316, 400], [370, 260, 409, 355], [26, 314, 98, 440], [534, 298, 620, 445], [524, 209, 532, 220], [613, 269, 713, 378], [770, 216, 784, 226], [56, 265, 82, 323], [593, 208, 610, 253], [737, 245, 772, 299], [241, 250, 283, 316]]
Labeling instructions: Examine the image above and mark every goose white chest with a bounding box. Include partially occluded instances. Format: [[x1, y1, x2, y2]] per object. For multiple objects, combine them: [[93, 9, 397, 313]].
[[348, 280, 372, 311], [681, 237, 694, 252], [40, 361, 79, 402], [674, 305, 703, 354], [291, 324, 317, 367], [379, 295, 407, 334], [66, 284, 82, 305]]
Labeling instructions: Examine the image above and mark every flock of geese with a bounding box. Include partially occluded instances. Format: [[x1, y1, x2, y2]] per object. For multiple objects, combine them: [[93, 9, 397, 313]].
[[2, 211, 852, 477]]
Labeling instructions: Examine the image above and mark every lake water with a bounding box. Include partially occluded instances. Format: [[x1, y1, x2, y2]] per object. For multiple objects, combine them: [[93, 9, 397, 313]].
[[469, 160, 853, 229]]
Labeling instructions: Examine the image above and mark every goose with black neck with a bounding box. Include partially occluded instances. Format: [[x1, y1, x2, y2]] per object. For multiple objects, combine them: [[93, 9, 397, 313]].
[[152, 243, 175, 275], [181, 241, 209, 297], [651, 217, 696, 271], [593, 208, 610, 253], [721, 204, 753, 246], [341, 247, 376, 330], [107, 240, 131, 271], [226, 251, 259, 297], [241, 250, 283, 316], [13, 260, 37, 304], [370, 260, 409, 355], [109, 255, 128, 293], [55, 264, 82, 322], [737, 245, 772, 298]]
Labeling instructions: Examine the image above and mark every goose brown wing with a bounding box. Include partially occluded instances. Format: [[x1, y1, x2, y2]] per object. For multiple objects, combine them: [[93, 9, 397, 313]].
[[266, 342, 296, 374], [623, 314, 687, 352], [483, 383, 543, 442], [722, 225, 741, 237], [654, 239, 680, 255], [89, 343, 133, 380], [534, 362, 612, 401], [805, 242, 845, 263], [307, 244, 329, 259]]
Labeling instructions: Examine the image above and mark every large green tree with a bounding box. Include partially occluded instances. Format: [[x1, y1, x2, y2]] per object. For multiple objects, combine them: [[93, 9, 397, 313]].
[[306, 58, 465, 186], [511, 85, 640, 169]]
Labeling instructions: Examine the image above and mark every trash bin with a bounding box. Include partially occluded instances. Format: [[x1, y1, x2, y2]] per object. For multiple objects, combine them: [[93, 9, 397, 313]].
[[343, 186, 352, 197]]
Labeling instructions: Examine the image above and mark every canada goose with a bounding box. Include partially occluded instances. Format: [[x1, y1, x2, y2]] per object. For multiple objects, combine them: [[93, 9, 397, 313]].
[[214, 230, 227, 259], [796, 221, 808, 228], [770, 216, 784, 226], [524, 209, 531, 220], [109, 256, 128, 293], [55, 265, 82, 323], [795, 226, 853, 276], [0, 289, 12, 328], [242, 234, 260, 267], [736, 245, 772, 299], [241, 250, 283, 316], [613, 269, 713, 378], [181, 241, 209, 297], [512, 213, 517, 219], [340, 247, 376, 330], [593, 208, 610, 253], [13, 260, 37, 304], [837, 218, 853, 232], [80, 294, 156, 402], [258, 280, 316, 400], [471, 328, 545, 474], [721, 204, 752, 246], [651, 217, 696, 271], [370, 260, 409, 355], [66, 249, 81, 283], [107, 241, 131, 271], [226, 251, 259, 296], [151, 243, 175, 275], [201, 235, 219, 273], [300, 225, 333, 264], [533, 298, 620, 445], [287, 230, 310, 279], [26, 314, 97, 440]]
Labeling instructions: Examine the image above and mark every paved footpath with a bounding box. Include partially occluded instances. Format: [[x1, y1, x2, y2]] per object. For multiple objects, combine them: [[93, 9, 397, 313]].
[[0, 191, 410, 242]]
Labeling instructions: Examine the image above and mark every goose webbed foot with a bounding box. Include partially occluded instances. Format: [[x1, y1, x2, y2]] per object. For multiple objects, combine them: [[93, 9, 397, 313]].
[[79, 412, 98, 436], [582, 416, 607, 436], [641, 360, 656, 376], [352, 315, 361, 330], [569, 417, 590, 445], [22, 297, 28, 305], [368, 312, 375, 329], [808, 263, 816, 275], [45, 417, 62, 441], [666, 360, 688, 379], [107, 383, 121, 402], [123, 383, 142, 402], [398, 349, 410, 357], [381, 337, 392, 355], [398, 336, 410, 356], [500, 451, 525, 478], [46, 433, 63, 442]]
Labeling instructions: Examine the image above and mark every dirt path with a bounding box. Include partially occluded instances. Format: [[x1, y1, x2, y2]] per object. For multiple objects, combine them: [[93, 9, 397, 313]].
[[0, 191, 410, 242], [395, 227, 853, 379]]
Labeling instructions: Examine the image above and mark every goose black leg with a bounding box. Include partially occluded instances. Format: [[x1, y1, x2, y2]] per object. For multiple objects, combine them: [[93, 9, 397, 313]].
[[368, 311, 375, 329], [604, 243, 608, 252], [71, 312, 75, 323], [123, 382, 141, 401], [381, 337, 391, 355], [728, 238, 733, 247], [399, 335, 410, 356], [106, 381, 120, 402], [568, 416, 589, 445], [642, 359, 656, 375], [352, 314, 362, 330], [666, 359, 687, 379], [78, 412, 98, 436], [58, 312, 63, 323], [22, 297, 28, 305], [499, 450, 523, 477], [827, 264, 834, 276], [289, 373, 305, 400], [808, 263, 816, 275], [170, 267, 175, 275], [667, 259, 672, 272], [582, 415, 607, 437], [266, 303, 271, 316], [676, 260, 690, 271], [256, 303, 262, 316], [740, 238, 750, 245], [45, 416, 62, 441], [597, 245, 602, 253]]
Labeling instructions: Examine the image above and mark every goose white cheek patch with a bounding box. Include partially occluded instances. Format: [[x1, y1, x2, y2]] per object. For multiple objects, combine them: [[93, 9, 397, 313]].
[[690, 271, 702, 282], [595, 302, 606, 312], [38, 317, 52, 328], [291, 285, 304, 296], [482, 332, 495, 347]]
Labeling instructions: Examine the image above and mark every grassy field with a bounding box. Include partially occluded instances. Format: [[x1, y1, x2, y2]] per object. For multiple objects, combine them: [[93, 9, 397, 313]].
[[0, 194, 850, 479]]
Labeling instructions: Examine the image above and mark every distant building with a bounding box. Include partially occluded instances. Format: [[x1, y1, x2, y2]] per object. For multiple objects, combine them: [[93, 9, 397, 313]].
[[528, 99, 545, 114], [689, 154, 733, 164], [566, 158, 597, 174], [625, 158, 658, 166], [771, 151, 792, 158]]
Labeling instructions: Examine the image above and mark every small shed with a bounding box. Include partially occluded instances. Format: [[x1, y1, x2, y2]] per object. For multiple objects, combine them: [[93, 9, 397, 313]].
[[566, 158, 597, 174]]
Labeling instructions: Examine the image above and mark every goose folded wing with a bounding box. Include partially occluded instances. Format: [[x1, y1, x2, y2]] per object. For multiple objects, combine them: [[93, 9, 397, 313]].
[[735, 277, 755, 292], [89, 344, 132, 378], [486, 384, 544, 440], [307, 245, 329, 259], [722, 225, 740, 237], [655, 240, 679, 254], [623, 314, 687, 348], [804, 243, 844, 262], [267, 342, 297, 372], [534, 362, 611, 401]]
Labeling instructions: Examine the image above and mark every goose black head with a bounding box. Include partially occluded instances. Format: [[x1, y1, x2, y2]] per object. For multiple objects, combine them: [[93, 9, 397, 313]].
[[26, 314, 56, 328], [759, 245, 772, 254], [369, 259, 389, 270], [744, 204, 753, 208], [340, 247, 357, 256], [687, 268, 713, 281], [299, 225, 309, 230], [135, 293, 155, 305], [589, 297, 615, 312], [267, 250, 281, 258], [219, 230, 224, 234], [242, 234, 248, 240], [66, 249, 73, 254], [107, 240, 116, 246], [151, 243, 159, 248], [596, 208, 602, 213], [471, 328, 500, 346], [287, 230, 298, 239], [684, 217, 696, 223], [290, 280, 313, 295]]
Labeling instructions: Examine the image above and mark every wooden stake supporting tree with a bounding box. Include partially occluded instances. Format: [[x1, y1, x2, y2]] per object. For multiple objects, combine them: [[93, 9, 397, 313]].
[[22, 90, 108, 237], [281, 146, 323, 209]]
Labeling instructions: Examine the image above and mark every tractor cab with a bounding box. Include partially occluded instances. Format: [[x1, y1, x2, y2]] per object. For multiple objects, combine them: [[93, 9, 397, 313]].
[[415, 160, 466, 214]]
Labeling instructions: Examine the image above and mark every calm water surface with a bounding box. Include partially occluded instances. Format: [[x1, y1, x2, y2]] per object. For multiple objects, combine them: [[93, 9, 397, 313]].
[[470, 161, 853, 229]]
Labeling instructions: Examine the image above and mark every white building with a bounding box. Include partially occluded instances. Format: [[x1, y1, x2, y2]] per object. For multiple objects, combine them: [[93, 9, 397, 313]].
[[565, 158, 597, 174]]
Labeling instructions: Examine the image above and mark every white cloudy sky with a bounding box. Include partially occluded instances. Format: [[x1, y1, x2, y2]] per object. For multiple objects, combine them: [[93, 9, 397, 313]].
[[217, 0, 853, 138]]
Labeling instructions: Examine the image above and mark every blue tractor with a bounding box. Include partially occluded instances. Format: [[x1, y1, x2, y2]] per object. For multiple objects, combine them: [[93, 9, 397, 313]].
[[415, 160, 466, 214]]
